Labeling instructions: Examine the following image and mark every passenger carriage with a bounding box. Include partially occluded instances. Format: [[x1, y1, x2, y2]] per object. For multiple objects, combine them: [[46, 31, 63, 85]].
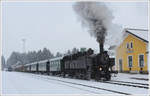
[[38, 60, 50, 74], [24, 62, 38, 73], [49, 57, 64, 76]]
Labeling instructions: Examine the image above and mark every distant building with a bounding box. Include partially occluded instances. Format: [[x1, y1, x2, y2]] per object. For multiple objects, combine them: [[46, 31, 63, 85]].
[[116, 28, 148, 74]]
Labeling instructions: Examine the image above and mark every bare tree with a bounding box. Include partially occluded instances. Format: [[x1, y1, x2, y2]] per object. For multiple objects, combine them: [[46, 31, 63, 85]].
[[72, 47, 79, 54], [55, 52, 62, 57]]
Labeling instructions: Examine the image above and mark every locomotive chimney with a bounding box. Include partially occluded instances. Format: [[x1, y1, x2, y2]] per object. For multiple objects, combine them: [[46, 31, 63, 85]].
[[99, 43, 104, 53], [97, 31, 104, 53]]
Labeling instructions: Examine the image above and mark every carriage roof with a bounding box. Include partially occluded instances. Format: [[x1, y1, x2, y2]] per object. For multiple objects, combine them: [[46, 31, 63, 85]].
[[49, 56, 64, 61]]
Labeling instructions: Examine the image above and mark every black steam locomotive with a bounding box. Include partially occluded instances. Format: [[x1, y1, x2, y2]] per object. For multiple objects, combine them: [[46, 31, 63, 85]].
[[62, 48, 115, 81], [13, 47, 116, 81]]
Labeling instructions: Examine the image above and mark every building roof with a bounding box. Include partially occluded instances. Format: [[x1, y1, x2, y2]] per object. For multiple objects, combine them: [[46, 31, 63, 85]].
[[125, 28, 148, 43]]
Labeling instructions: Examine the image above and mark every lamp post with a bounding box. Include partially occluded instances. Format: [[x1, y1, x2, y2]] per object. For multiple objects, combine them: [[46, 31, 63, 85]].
[[22, 38, 26, 53]]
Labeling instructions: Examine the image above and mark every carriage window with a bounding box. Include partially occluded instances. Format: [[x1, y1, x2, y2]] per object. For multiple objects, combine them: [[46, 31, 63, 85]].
[[57, 60, 59, 65], [52, 61, 54, 67], [139, 55, 144, 67], [128, 56, 132, 67]]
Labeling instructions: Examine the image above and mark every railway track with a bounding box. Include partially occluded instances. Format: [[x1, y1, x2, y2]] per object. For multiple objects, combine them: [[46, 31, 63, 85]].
[[130, 77, 148, 81], [40, 74, 148, 89], [111, 80, 149, 86], [104, 80, 148, 89], [20, 72, 148, 95], [27, 73, 131, 95]]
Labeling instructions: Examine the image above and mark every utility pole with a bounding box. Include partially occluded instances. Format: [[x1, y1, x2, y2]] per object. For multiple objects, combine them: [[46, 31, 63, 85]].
[[22, 38, 26, 53]]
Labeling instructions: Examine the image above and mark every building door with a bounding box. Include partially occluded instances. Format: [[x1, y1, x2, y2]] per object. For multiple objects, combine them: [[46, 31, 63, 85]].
[[119, 59, 123, 72]]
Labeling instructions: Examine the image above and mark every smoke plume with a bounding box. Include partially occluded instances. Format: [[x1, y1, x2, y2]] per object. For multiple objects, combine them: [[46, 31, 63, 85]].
[[73, 2, 123, 52]]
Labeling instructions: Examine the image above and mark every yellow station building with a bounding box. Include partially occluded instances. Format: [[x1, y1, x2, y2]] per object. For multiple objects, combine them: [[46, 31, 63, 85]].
[[116, 28, 149, 73]]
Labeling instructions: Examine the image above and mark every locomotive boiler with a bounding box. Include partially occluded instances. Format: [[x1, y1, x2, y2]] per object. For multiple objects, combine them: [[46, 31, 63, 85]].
[[62, 48, 94, 80]]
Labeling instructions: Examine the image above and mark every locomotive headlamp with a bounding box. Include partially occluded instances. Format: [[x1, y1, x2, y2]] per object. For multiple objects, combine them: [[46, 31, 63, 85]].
[[99, 67, 102, 71], [109, 68, 111, 71]]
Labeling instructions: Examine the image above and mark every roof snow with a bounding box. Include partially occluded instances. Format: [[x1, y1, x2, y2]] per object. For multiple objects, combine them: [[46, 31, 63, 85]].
[[125, 28, 148, 42]]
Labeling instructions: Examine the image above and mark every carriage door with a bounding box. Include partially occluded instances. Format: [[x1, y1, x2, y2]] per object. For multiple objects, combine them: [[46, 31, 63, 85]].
[[46, 62, 50, 72], [119, 59, 123, 72]]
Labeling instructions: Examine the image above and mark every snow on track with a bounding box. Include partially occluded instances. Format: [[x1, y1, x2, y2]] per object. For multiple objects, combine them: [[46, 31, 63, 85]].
[[27, 73, 130, 95], [111, 73, 148, 84], [2, 71, 149, 95], [2, 71, 116, 94], [31, 74, 148, 95]]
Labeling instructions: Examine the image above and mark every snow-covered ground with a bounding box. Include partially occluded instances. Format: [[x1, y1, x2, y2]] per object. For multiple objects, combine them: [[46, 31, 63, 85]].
[[1, 71, 149, 95], [111, 73, 148, 84]]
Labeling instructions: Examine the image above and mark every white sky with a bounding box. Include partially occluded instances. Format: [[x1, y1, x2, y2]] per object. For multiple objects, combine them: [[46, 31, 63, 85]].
[[2, 2, 148, 59]]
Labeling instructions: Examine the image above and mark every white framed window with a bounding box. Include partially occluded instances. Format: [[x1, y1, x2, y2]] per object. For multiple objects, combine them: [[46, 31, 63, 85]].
[[130, 42, 133, 49], [139, 54, 144, 67], [128, 55, 133, 68], [126, 43, 129, 49]]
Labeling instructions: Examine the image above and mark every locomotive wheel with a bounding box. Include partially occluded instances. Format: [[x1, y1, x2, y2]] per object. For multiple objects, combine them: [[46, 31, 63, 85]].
[[106, 74, 111, 81], [95, 74, 100, 81]]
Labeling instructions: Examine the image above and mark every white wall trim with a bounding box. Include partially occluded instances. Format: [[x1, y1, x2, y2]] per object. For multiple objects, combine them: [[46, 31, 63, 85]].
[[118, 58, 123, 72]]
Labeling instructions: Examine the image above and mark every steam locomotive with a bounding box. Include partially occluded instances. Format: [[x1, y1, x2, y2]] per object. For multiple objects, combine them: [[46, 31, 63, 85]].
[[13, 47, 116, 81], [62, 48, 115, 81]]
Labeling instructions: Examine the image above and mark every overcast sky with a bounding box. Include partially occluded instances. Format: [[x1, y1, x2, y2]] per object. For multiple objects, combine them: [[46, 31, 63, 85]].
[[2, 2, 148, 59]]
